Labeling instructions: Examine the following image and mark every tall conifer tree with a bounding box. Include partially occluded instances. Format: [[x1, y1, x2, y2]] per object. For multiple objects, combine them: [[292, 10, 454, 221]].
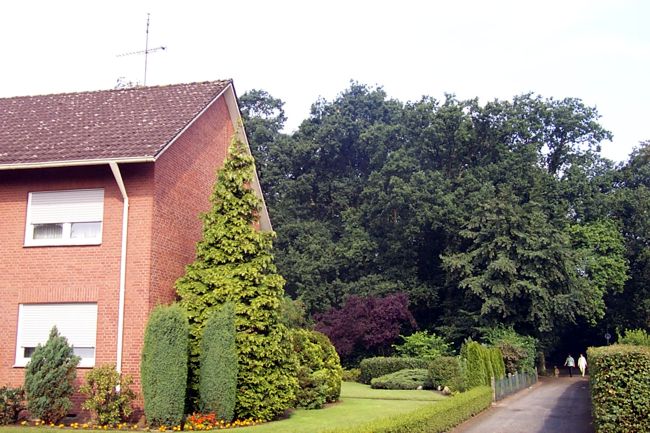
[[176, 137, 297, 420]]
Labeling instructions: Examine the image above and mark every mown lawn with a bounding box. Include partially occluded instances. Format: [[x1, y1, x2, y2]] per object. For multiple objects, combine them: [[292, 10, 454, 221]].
[[0, 383, 447, 433]]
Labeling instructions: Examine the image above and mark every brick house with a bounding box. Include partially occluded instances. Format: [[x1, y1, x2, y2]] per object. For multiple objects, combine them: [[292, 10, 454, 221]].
[[0, 80, 270, 411]]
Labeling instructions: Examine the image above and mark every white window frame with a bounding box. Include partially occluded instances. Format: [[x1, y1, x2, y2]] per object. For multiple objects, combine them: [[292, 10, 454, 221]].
[[24, 188, 104, 247], [14, 303, 98, 368]]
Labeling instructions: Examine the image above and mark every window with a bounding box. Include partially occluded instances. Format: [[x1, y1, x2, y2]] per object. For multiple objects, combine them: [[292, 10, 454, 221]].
[[25, 189, 104, 246], [15, 303, 98, 368]]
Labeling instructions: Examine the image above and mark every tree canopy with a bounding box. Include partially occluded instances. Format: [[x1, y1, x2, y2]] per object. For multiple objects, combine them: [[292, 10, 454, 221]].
[[240, 83, 646, 357]]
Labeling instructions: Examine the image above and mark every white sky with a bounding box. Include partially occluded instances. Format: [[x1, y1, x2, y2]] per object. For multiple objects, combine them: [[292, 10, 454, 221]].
[[1, 0, 648, 162]]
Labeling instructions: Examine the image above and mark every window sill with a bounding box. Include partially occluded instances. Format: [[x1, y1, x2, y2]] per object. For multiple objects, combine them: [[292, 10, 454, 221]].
[[24, 240, 102, 247]]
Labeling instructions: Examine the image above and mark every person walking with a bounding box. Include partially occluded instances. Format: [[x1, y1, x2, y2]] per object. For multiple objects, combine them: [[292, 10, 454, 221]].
[[564, 354, 575, 377], [578, 354, 587, 377]]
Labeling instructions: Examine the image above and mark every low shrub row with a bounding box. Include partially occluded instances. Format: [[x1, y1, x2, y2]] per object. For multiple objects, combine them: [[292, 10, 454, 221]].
[[460, 340, 505, 388], [370, 369, 431, 390], [324, 386, 493, 433], [588, 344, 650, 433], [359, 357, 430, 384], [0, 386, 24, 425]]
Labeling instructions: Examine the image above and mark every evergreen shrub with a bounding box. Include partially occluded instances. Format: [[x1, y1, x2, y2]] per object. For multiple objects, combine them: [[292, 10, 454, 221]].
[[323, 386, 493, 433], [0, 386, 25, 425], [482, 327, 536, 374], [359, 357, 429, 384], [292, 329, 342, 409], [460, 340, 487, 388], [370, 369, 431, 390], [428, 356, 466, 391], [79, 365, 135, 426], [489, 347, 506, 379], [176, 138, 298, 420], [588, 345, 650, 433], [199, 303, 237, 421], [140, 304, 188, 427], [24, 327, 79, 423]]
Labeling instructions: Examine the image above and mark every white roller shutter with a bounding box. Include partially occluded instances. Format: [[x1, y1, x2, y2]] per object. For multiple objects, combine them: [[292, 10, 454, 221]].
[[29, 189, 104, 224], [15, 303, 98, 367]]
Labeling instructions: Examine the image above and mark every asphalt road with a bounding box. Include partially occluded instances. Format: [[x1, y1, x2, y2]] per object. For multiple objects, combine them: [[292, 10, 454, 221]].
[[450, 376, 593, 433]]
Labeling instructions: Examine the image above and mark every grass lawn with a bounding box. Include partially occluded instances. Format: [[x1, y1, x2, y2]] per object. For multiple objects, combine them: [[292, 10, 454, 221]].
[[0, 383, 447, 433]]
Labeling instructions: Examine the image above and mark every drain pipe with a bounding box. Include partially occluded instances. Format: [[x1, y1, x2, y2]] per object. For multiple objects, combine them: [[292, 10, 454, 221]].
[[109, 162, 129, 375]]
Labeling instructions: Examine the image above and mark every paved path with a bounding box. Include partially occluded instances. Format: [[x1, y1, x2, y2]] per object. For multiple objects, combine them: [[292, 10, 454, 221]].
[[450, 376, 593, 433]]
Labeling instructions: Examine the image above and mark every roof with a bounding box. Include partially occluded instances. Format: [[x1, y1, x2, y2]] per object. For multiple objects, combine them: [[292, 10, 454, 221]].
[[0, 80, 232, 167]]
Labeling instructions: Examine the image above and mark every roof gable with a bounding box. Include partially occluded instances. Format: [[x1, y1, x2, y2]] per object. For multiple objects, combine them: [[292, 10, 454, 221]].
[[0, 80, 231, 166]]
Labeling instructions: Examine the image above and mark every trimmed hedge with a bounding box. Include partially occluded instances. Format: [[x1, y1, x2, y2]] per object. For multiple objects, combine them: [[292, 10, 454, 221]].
[[359, 357, 430, 384], [371, 369, 431, 390], [460, 341, 487, 388], [324, 386, 493, 433], [140, 304, 188, 427], [199, 302, 237, 421], [588, 345, 650, 433], [428, 356, 466, 391]]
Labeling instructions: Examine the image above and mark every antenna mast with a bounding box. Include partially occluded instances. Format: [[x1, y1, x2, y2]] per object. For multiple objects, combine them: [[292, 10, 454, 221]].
[[117, 13, 166, 86]]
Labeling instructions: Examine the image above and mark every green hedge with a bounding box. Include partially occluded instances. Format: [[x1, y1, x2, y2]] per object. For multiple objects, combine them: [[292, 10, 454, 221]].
[[588, 345, 650, 433], [140, 304, 188, 427], [324, 386, 492, 433], [371, 369, 431, 390], [199, 302, 237, 421], [359, 357, 430, 384]]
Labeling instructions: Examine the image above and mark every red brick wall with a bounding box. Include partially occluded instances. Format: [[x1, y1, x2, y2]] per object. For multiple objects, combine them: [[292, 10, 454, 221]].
[[149, 96, 233, 309], [0, 94, 236, 418], [0, 163, 155, 415]]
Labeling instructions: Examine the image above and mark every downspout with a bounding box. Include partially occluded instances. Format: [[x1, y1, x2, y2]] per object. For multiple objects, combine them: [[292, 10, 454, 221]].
[[109, 162, 129, 375]]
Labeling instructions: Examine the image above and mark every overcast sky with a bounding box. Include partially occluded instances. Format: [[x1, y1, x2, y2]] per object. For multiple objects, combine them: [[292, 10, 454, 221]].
[[1, 0, 648, 161]]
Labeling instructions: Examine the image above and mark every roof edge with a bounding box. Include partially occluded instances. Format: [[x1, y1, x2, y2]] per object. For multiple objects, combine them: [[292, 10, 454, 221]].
[[0, 156, 155, 171]]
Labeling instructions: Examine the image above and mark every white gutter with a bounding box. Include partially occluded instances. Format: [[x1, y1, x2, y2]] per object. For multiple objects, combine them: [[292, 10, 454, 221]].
[[0, 156, 154, 171], [109, 162, 129, 375]]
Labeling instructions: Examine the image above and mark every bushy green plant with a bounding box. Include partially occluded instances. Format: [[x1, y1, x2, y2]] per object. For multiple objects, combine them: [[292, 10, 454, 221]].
[[323, 386, 493, 433], [0, 386, 25, 425], [370, 369, 431, 390], [588, 345, 650, 433], [342, 368, 361, 382], [392, 331, 453, 361], [199, 303, 237, 421], [140, 304, 188, 427], [428, 356, 466, 392], [176, 137, 298, 420], [460, 340, 487, 388], [292, 329, 342, 409], [79, 365, 135, 426], [359, 357, 430, 384], [618, 328, 650, 346], [482, 327, 537, 373], [24, 327, 79, 423]]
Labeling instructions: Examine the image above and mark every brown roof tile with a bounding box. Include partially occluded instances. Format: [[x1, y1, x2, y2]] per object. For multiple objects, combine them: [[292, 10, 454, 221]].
[[0, 80, 231, 166]]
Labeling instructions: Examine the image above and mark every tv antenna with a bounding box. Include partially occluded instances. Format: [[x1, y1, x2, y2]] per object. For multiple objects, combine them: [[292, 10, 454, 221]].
[[117, 13, 166, 86]]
